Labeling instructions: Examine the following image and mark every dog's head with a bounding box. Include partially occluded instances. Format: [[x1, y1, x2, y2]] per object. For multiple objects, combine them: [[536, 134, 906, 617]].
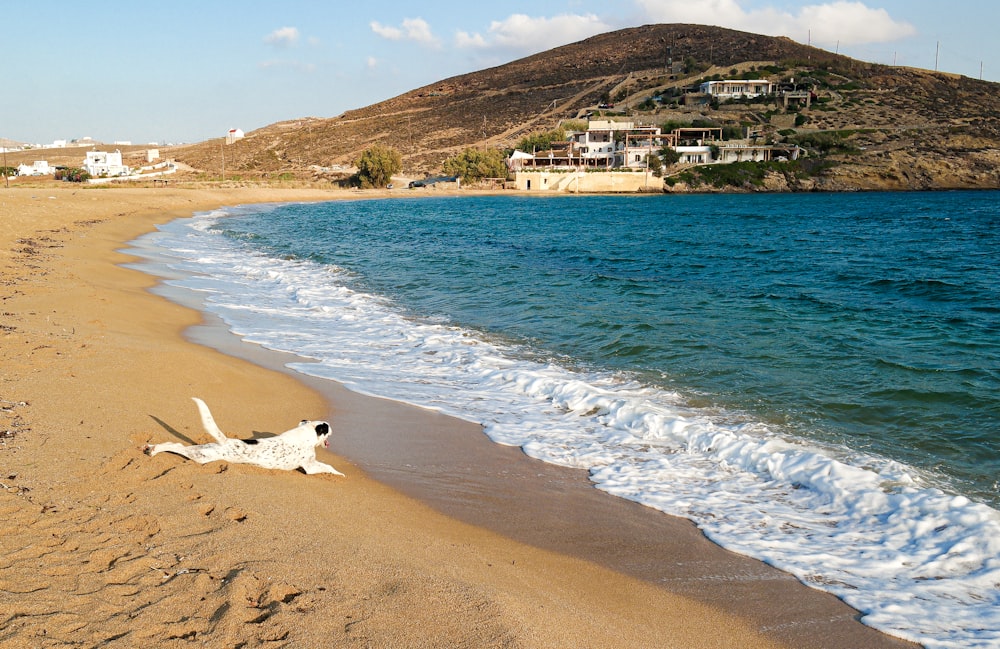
[[301, 420, 332, 448]]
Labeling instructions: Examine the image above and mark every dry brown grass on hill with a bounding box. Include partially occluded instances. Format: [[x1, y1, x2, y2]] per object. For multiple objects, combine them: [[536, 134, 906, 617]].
[[168, 24, 843, 177]]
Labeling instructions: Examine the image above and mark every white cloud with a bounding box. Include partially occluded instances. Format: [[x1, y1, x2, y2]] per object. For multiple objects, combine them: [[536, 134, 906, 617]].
[[366, 56, 378, 69], [264, 26, 300, 48], [455, 30, 488, 49], [455, 13, 612, 55], [370, 21, 402, 40], [633, 0, 915, 46], [370, 17, 440, 47]]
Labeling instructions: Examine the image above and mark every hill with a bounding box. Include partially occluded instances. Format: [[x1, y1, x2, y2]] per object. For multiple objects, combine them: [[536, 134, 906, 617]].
[[169, 24, 1000, 191]]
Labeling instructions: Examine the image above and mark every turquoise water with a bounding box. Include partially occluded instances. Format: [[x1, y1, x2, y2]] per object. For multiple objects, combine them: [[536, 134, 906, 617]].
[[222, 192, 999, 505], [141, 191, 1000, 647]]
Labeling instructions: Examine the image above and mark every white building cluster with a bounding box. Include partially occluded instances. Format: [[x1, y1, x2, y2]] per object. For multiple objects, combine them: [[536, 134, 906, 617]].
[[509, 118, 799, 175]]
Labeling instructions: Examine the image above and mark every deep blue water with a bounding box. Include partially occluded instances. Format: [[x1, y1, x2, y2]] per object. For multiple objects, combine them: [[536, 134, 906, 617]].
[[220, 191, 999, 505]]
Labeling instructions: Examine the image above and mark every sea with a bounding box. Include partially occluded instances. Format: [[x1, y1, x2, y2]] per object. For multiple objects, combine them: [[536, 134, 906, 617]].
[[129, 191, 999, 649]]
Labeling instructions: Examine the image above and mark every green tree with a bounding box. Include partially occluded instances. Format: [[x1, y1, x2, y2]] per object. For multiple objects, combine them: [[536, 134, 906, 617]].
[[514, 127, 566, 153], [659, 146, 682, 166], [442, 148, 508, 183], [645, 153, 664, 177], [355, 144, 401, 188]]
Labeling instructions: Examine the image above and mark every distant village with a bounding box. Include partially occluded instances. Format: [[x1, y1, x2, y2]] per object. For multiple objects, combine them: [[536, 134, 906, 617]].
[[5, 148, 178, 184], [1, 131, 246, 184]]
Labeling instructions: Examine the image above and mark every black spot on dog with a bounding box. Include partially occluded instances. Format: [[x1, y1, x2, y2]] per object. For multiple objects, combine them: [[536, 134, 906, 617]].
[[315, 423, 330, 436], [240, 438, 260, 445]]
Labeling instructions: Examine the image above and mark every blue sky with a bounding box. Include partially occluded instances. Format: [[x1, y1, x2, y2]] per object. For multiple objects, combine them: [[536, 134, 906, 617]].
[[3, 1, 996, 145]]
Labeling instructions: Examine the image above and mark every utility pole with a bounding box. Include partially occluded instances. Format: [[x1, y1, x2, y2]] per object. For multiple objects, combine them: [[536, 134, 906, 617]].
[[935, 41, 940, 72], [3, 144, 8, 189]]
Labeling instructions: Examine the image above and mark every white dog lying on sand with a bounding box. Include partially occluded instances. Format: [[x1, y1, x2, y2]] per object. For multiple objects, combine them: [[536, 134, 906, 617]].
[[144, 398, 344, 476]]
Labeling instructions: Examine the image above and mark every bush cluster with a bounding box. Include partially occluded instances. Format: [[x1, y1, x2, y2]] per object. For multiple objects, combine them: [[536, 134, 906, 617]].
[[442, 148, 508, 183], [355, 145, 401, 188], [55, 168, 91, 182], [667, 160, 804, 189]]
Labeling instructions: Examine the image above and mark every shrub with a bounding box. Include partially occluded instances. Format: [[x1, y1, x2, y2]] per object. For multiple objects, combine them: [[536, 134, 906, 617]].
[[645, 154, 664, 177], [55, 167, 91, 182], [673, 160, 809, 189], [786, 131, 860, 155], [515, 127, 566, 154], [355, 144, 401, 188], [442, 148, 508, 182]]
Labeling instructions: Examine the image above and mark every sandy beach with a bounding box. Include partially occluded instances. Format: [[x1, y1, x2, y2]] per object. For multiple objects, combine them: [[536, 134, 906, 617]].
[[0, 184, 919, 648]]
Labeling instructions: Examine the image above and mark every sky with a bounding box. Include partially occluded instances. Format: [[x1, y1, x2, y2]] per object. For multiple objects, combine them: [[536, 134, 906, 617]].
[[3, 1, 996, 145]]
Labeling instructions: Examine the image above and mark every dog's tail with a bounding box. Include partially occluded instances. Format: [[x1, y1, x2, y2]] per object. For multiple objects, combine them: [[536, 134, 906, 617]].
[[192, 397, 228, 443]]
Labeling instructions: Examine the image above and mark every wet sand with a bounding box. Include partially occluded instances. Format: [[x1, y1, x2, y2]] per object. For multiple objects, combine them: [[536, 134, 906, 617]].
[[0, 184, 918, 648]]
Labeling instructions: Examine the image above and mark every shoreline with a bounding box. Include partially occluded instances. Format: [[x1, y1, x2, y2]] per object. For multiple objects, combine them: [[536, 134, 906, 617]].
[[1, 186, 918, 647]]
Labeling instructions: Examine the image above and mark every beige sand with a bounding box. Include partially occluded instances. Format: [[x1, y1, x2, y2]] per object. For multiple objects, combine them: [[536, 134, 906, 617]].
[[0, 184, 917, 648]]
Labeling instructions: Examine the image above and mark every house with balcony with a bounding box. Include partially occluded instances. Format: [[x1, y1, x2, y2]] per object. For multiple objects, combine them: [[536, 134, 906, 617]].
[[511, 121, 670, 171], [699, 79, 774, 100], [565, 120, 627, 167], [717, 143, 800, 163]]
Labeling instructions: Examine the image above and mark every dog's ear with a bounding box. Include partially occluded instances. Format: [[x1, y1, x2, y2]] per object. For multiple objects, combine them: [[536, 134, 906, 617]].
[[314, 422, 330, 436]]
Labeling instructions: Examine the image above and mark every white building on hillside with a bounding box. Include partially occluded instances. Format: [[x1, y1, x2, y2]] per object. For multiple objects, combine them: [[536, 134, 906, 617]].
[[226, 128, 245, 144], [699, 79, 774, 99], [83, 150, 130, 177]]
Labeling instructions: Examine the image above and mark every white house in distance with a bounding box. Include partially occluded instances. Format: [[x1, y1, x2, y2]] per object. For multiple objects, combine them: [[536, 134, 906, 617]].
[[17, 161, 53, 176], [83, 150, 130, 177], [226, 128, 245, 144], [699, 79, 774, 100]]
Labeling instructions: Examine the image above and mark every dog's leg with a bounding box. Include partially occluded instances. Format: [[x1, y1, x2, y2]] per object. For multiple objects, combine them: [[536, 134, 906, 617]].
[[145, 442, 194, 458], [146, 441, 225, 465], [192, 398, 228, 443], [301, 459, 345, 476]]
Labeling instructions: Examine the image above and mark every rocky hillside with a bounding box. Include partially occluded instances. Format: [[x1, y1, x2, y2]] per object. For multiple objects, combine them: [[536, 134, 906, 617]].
[[168, 23, 1000, 191]]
